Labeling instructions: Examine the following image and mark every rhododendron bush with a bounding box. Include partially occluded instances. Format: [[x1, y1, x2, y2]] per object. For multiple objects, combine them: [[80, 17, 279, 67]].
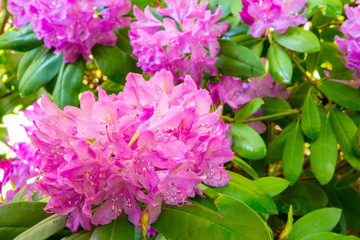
[[0, 0, 360, 239]]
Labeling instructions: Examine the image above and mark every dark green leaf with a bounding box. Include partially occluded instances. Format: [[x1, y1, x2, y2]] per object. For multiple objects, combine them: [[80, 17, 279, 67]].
[[301, 94, 321, 140], [330, 109, 360, 169], [310, 109, 337, 185], [17, 47, 44, 81], [53, 58, 86, 109], [90, 214, 135, 240], [301, 232, 359, 240], [234, 98, 264, 121], [19, 49, 63, 96], [334, 169, 360, 190], [232, 156, 259, 179], [306, 52, 320, 73], [114, 27, 133, 56], [352, 127, 360, 157], [274, 181, 328, 215], [210, 171, 278, 214], [0, 227, 27, 240], [267, 43, 293, 84], [287, 208, 341, 240], [62, 231, 92, 240], [0, 24, 43, 52], [14, 214, 67, 240], [306, 0, 343, 17], [254, 177, 290, 197], [229, 123, 267, 160], [216, 40, 265, 78], [92, 45, 128, 84], [262, 97, 292, 118], [319, 80, 360, 111], [282, 121, 304, 184], [273, 27, 321, 53]]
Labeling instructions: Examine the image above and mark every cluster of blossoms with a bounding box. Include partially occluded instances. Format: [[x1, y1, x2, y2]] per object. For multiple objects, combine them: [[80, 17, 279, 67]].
[[129, 0, 228, 85], [240, 0, 307, 37], [7, 0, 131, 62], [0, 103, 43, 202], [335, 4, 360, 78], [29, 70, 233, 232], [208, 59, 290, 133]]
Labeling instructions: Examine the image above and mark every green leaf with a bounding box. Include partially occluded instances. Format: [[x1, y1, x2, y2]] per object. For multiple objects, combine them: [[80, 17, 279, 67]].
[[130, 0, 153, 8], [274, 181, 328, 216], [92, 45, 128, 85], [282, 121, 304, 184], [63, 231, 93, 240], [216, 40, 265, 78], [319, 80, 360, 111], [267, 43, 293, 84], [232, 156, 259, 179], [234, 98, 264, 121], [152, 197, 271, 240], [17, 47, 44, 81], [300, 232, 359, 240], [262, 97, 292, 117], [114, 27, 133, 56], [267, 121, 296, 163], [330, 109, 360, 170], [90, 214, 135, 240], [334, 169, 360, 190], [310, 109, 337, 185], [11, 186, 27, 202], [273, 27, 321, 53], [14, 214, 67, 240], [230, 0, 243, 16], [229, 123, 266, 160], [254, 177, 290, 197], [301, 94, 321, 140], [287, 208, 341, 240], [0, 227, 28, 240], [0, 24, 43, 52], [19, 49, 63, 96], [306, 0, 343, 17], [210, 171, 278, 214], [352, 128, 360, 157], [53, 58, 86, 109]]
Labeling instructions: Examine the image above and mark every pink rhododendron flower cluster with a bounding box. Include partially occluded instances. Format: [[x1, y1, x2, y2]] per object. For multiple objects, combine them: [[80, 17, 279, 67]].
[[129, 0, 228, 85], [239, 0, 307, 38], [29, 70, 233, 232], [7, 0, 131, 62], [335, 4, 360, 78], [0, 102, 44, 202]]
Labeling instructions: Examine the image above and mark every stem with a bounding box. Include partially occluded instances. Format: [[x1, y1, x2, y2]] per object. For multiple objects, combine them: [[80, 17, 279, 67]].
[[237, 109, 299, 123], [0, 13, 9, 35], [221, 115, 233, 123]]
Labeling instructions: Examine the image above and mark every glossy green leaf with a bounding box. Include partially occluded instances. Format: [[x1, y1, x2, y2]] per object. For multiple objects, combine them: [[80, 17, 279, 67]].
[[319, 80, 360, 111], [17, 47, 44, 81], [310, 109, 337, 185], [301, 232, 359, 240], [152, 197, 271, 240], [92, 45, 127, 84], [229, 123, 267, 160], [63, 231, 92, 240], [0, 24, 42, 52], [90, 214, 135, 240], [14, 214, 67, 240], [267, 43, 293, 84], [262, 97, 292, 117], [19, 49, 63, 96], [114, 27, 133, 56], [232, 156, 259, 179], [216, 40, 265, 78], [330, 109, 360, 169], [254, 177, 290, 197], [282, 121, 304, 184], [306, 0, 343, 17], [273, 27, 320, 53], [267, 121, 296, 163], [252, 40, 264, 58], [352, 126, 360, 157], [234, 98, 264, 121], [287, 208, 341, 240], [274, 181, 328, 216], [0, 228, 28, 240], [211, 171, 278, 214], [306, 52, 320, 73], [53, 58, 86, 109], [301, 94, 321, 140]]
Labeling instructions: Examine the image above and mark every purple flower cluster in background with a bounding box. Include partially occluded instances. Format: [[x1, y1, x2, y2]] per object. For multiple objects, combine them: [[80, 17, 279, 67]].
[[7, 0, 131, 62], [0, 102, 44, 202], [240, 0, 307, 37], [28, 70, 233, 232], [129, 0, 228, 85], [335, 4, 360, 78]]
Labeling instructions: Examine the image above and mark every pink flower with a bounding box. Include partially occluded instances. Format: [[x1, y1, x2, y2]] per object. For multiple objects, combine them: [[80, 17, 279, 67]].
[[129, 0, 228, 85], [30, 70, 233, 232], [240, 0, 307, 38], [7, 0, 131, 62]]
